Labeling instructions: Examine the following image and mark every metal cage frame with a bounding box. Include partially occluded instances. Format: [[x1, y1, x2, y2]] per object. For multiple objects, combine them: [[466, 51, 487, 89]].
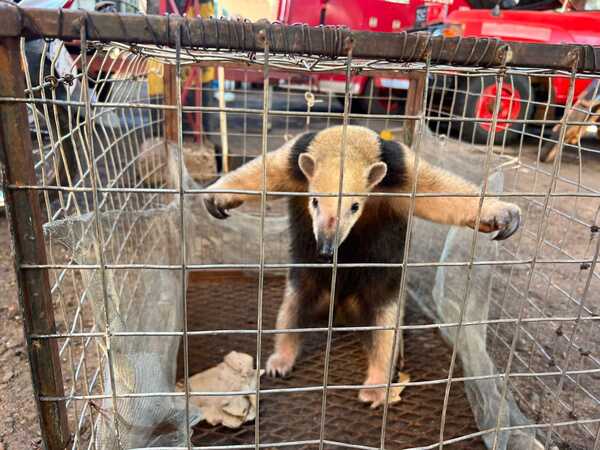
[[0, 4, 599, 450]]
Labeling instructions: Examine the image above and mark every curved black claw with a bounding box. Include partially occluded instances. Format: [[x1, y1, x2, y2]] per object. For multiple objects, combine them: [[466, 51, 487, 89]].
[[493, 209, 521, 241], [204, 196, 230, 220]]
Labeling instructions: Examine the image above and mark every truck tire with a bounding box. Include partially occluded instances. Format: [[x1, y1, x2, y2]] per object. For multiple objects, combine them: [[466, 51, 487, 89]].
[[452, 74, 532, 145]]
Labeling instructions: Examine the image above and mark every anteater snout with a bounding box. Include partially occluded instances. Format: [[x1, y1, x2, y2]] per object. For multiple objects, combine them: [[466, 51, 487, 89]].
[[316, 235, 335, 261]]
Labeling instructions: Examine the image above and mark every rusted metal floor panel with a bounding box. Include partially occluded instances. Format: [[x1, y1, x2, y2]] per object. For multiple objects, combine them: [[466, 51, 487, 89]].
[[179, 272, 486, 450]]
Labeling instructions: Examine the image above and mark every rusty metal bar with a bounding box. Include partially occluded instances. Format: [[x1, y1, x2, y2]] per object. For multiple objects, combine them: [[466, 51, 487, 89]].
[[0, 37, 70, 450], [403, 71, 426, 147], [163, 63, 178, 142], [172, 23, 193, 449], [0, 5, 598, 71]]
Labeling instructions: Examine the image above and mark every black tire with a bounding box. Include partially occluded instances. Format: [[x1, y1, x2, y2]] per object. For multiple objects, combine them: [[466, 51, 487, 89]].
[[358, 79, 404, 115], [451, 74, 532, 145]]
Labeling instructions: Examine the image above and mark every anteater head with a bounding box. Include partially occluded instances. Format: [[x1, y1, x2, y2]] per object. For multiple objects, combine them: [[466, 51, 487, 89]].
[[293, 126, 395, 261]]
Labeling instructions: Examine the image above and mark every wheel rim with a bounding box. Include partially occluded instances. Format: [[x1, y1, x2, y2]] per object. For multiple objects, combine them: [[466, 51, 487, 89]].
[[475, 83, 522, 132]]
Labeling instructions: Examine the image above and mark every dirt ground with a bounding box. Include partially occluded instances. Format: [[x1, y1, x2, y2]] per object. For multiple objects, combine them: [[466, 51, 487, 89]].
[[0, 214, 42, 450], [488, 141, 600, 450], [0, 133, 599, 450]]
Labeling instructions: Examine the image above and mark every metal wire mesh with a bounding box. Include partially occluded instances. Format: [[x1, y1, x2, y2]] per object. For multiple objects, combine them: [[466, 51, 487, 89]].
[[0, 8, 599, 450]]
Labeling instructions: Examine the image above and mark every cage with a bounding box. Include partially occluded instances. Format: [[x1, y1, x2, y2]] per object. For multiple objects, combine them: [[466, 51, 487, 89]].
[[0, 5, 599, 450]]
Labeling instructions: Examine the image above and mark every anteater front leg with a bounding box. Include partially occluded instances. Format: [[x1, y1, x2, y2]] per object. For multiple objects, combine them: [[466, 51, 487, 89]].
[[358, 302, 403, 409], [390, 146, 522, 241], [267, 279, 330, 377], [266, 283, 304, 377], [204, 137, 306, 219]]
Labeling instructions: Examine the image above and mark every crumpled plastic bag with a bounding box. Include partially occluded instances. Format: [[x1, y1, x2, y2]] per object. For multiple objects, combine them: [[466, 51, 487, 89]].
[[178, 351, 264, 428]]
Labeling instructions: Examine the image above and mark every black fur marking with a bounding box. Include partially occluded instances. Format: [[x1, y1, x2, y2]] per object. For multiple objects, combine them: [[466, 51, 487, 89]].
[[377, 139, 407, 188], [287, 198, 406, 327], [289, 131, 318, 181]]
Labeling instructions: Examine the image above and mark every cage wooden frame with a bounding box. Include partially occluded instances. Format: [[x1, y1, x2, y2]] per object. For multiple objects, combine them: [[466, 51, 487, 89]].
[[1, 4, 599, 450]]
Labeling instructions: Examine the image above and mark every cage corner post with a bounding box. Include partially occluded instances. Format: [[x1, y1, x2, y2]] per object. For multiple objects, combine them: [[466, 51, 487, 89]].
[[404, 71, 426, 147], [0, 37, 70, 449], [164, 62, 179, 142]]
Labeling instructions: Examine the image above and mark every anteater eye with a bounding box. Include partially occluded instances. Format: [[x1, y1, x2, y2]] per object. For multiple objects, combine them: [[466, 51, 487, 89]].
[[312, 198, 319, 208], [351, 202, 360, 213]]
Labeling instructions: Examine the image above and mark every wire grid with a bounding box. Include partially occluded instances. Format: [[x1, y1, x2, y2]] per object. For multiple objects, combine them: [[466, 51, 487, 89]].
[[19, 35, 170, 449], [424, 70, 600, 450], [1, 21, 599, 450]]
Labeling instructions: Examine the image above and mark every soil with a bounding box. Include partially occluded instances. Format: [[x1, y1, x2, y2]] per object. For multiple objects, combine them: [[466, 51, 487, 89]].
[[0, 214, 42, 450], [488, 142, 600, 450]]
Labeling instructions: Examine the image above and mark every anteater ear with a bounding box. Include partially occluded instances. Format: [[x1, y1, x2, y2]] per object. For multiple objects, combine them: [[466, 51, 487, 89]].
[[298, 153, 316, 180], [366, 162, 388, 189]]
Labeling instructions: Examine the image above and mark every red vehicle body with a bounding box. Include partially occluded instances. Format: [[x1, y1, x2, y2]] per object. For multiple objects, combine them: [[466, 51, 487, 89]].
[[155, 0, 600, 143], [278, 0, 466, 30], [155, 0, 481, 115], [443, 6, 599, 103], [275, 0, 470, 113], [274, 0, 600, 121], [433, 2, 600, 143]]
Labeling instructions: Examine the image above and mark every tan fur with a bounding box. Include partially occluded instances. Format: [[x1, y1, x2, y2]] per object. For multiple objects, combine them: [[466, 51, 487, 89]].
[[358, 302, 402, 408], [208, 126, 381, 202], [543, 100, 600, 163], [207, 126, 518, 236], [301, 126, 383, 198], [206, 135, 306, 208], [266, 284, 332, 377], [266, 284, 303, 377], [388, 144, 518, 233], [299, 127, 389, 246], [368, 304, 397, 379], [307, 125, 382, 165], [205, 126, 522, 404]]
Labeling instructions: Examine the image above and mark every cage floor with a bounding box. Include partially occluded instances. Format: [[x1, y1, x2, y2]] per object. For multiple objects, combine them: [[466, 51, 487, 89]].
[[178, 272, 486, 450]]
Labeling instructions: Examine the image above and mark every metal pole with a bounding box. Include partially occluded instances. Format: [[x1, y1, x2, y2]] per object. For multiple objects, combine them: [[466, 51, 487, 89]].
[[0, 36, 70, 450], [164, 64, 179, 142], [216, 0, 230, 172]]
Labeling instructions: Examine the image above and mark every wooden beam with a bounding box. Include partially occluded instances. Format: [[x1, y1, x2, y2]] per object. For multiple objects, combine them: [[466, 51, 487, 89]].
[[0, 37, 70, 450], [0, 5, 593, 71], [163, 63, 178, 142], [404, 71, 426, 148]]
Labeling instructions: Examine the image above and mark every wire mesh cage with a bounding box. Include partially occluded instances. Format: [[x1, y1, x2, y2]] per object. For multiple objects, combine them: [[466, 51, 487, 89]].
[[0, 5, 599, 450]]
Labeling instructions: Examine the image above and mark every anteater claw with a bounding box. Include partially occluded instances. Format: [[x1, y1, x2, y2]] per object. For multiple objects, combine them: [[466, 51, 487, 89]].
[[204, 196, 230, 220], [266, 352, 295, 378], [475, 202, 521, 240], [493, 209, 521, 241]]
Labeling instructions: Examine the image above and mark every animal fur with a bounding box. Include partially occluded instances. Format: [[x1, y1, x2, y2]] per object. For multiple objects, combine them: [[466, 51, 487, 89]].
[[541, 78, 600, 163], [204, 125, 521, 408]]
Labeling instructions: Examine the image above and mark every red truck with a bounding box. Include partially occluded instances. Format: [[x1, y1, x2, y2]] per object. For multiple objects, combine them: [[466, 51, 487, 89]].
[[157, 0, 471, 124], [428, 0, 600, 145], [158, 0, 600, 148], [276, 0, 470, 114], [277, 0, 600, 146]]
